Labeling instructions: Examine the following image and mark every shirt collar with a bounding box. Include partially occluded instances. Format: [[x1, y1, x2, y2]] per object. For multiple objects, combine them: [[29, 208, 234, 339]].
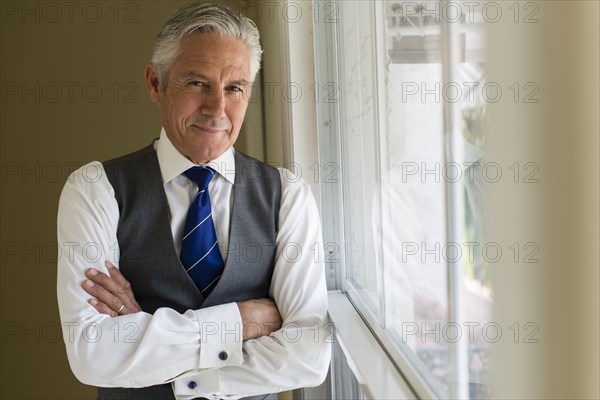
[[155, 127, 236, 185]]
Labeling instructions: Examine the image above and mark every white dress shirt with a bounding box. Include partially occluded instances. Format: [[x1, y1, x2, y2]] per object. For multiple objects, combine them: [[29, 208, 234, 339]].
[[56, 129, 331, 399]]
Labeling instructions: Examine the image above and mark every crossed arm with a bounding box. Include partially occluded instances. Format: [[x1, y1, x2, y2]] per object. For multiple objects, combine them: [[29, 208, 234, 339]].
[[83, 261, 282, 341]]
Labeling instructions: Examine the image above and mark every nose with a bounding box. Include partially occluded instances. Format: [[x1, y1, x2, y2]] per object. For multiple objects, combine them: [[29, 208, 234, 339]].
[[199, 86, 226, 119]]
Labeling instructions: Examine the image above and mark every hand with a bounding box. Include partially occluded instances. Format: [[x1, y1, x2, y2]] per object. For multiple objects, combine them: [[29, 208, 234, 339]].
[[82, 260, 142, 317], [237, 298, 282, 341]]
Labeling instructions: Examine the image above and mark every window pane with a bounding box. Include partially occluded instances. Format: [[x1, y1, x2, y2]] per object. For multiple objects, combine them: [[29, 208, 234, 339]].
[[381, 4, 450, 395], [338, 1, 383, 315], [333, 1, 491, 397]]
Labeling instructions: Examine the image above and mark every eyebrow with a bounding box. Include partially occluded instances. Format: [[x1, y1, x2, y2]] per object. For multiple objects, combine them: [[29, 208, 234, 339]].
[[182, 71, 250, 86]]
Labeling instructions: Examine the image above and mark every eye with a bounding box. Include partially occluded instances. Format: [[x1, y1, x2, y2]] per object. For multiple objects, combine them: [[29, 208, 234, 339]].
[[226, 85, 243, 92], [189, 81, 207, 88]]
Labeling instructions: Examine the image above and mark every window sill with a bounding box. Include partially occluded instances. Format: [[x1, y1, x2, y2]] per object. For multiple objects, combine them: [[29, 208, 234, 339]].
[[327, 291, 417, 399]]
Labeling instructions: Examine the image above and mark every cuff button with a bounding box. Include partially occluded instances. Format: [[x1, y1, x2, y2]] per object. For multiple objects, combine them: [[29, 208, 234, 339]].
[[218, 351, 228, 361], [187, 381, 197, 389]]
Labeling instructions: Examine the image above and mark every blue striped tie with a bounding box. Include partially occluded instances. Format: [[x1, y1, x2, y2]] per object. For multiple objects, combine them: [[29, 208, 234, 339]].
[[180, 166, 224, 296]]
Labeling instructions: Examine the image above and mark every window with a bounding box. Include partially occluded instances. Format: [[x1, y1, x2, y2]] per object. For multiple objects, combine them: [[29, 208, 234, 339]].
[[315, 1, 490, 398]]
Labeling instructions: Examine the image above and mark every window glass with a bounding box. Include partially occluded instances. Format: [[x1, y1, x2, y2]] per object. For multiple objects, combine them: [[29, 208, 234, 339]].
[[332, 1, 490, 397], [337, 1, 384, 314]]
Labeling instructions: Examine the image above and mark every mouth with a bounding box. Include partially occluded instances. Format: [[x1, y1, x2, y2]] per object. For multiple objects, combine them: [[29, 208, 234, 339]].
[[192, 125, 225, 134]]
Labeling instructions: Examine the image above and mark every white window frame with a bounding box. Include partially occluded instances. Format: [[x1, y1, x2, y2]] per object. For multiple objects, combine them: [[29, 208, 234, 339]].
[[310, 0, 438, 393], [277, 0, 416, 397], [309, 0, 473, 398], [278, 0, 464, 398]]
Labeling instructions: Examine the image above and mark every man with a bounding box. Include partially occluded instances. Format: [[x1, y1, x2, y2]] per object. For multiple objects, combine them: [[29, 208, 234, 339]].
[[56, 3, 330, 400]]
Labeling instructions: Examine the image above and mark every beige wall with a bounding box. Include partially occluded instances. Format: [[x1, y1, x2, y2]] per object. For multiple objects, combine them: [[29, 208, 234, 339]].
[[488, 1, 599, 398], [0, 1, 283, 398]]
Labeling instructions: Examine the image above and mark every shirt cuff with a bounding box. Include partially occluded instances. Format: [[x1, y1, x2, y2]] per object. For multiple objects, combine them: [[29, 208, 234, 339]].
[[195, 302, 243, 369], [172, 368, 242, 400]]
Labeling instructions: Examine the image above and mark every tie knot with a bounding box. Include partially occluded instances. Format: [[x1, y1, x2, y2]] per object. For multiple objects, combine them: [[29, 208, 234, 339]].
[[184, 166, 215, 189]]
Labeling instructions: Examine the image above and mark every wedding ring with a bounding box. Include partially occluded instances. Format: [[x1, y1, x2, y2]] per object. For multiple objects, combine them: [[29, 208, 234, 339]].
[[116, 304, 125, 315]]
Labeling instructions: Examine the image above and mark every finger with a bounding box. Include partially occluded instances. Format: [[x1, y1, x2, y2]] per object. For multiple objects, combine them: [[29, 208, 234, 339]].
[[105, 261, 134, 295], [84, 267, 141, 314], [104, 262, 142, 311], [87, 298, 118, 317], [82, 278, 123, 314], [86, 267, 128, 299], [85, 267, 138, 312]]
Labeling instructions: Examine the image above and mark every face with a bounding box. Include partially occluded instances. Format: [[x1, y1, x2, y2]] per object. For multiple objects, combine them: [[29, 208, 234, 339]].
[[145, 33, 251, 164]]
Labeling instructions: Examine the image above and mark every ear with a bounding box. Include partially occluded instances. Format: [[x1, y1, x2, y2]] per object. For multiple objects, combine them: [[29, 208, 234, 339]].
[[145, 64, 161, 103]]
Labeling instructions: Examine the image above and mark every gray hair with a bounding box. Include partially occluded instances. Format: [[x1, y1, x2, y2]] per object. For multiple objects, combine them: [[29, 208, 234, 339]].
[[150, 2, 262, 91]]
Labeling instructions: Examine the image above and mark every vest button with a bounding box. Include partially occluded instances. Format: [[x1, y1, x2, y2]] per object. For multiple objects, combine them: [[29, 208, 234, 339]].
[[218, 351, 228, 361], [187, 381, 197, 389]]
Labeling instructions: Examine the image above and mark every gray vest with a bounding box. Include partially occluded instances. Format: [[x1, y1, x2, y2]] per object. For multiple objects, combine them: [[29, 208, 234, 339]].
[[99, 144, 281, 400]]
